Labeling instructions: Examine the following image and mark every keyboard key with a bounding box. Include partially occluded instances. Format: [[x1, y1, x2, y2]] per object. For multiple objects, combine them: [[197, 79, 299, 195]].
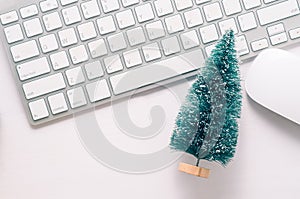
[[154, 0, 174, 17], [222, 0, 242, 16], [50, 51, 70, 70], [135, 3, 155, 23], [69, 45, 88, 64], [66, 66, 85, 86], [39, 34, 59, 53], [58, 28, 78, 47], [126, 27, 146, 46], [236, 35, 249, 55], [195, 0, 211, 5], [17, 57, 50, 81], [86, 80, 111, 102], [251, 38, 269, 51], [43, 12, 63, 31], [238, 12, 257, 32], [100, 0, 120, 13], [20, 5, 38, 19], [107, 32, 127, 52], [219, 18, 238, 35], [205, 43, 215, 56], [123, 49, 143, 68], [174, 0, 193, 11], [161, 36, 180, 56], [267, 23, 285, 36], [180, 30, 200, 50], [165, 14, 184, 34], [116, 9, 135, 29], [85, 61, 104, 80], [264, 0, 279, 4], [203, 2, 223, 22], [4, 24, 24, 44], [81, 0, 101, 19], [62, 6, 82, 25], [23, 73, 66, 99], [60, 0, 78, 6], [88, 39, 108, 58], [142, 42, 162, 62], [199, 24, 218, 44], [257, 0, 300, 26], [0, 11, 18, 25], [184, 8, 204, 28], [289, 27, 300, 39], [48, 93, 68, 114], [104, 55, 124, 74], [242, 0, 261, 10], [270, 32, 288, 45], [23, 18, 43, 37], [77, 22, 97, 41], [110, 49, 204, 95], [29, 99, 49, 121], [67, 87, 87, 109], [11, 40, 39, 62], [40, 0, 58, 12], [146, 21, 165, 40], [121, 0, 140, 7], [97, 16, 116, 35]]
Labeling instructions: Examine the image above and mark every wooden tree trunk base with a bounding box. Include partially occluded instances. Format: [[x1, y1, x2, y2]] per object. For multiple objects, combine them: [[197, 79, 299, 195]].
[[178, 162, 210, 178]]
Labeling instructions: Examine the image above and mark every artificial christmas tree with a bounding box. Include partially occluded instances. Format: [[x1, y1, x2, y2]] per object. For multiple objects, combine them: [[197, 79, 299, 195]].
[[170, 30, 242, 178]]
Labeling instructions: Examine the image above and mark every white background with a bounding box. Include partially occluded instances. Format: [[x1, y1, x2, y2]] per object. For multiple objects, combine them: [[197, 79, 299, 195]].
[[1, 36, 300, 198]]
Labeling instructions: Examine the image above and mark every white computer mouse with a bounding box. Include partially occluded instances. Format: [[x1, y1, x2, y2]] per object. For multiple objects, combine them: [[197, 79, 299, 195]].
[[245, 48, 300, 125]]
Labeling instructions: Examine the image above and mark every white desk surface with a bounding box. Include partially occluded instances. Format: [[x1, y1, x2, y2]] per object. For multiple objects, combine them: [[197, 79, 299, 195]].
[[1, 38, 300, 199]]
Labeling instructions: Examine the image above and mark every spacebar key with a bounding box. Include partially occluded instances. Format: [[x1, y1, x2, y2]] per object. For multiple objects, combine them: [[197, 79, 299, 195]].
[[110, 49, 204, 95], [23, 73, 66, 99], [257, 0, 300, 25]]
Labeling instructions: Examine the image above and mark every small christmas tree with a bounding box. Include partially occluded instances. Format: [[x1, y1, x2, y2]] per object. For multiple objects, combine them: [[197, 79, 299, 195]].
[[170, 30, 242, 178]]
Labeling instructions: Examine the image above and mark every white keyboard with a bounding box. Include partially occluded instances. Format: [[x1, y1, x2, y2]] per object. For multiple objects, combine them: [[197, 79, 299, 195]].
[[1, 0, 300, 125]]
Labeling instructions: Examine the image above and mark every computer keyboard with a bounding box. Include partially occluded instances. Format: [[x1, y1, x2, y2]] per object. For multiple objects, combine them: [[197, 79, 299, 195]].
[[0, 0, 300, 125]]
